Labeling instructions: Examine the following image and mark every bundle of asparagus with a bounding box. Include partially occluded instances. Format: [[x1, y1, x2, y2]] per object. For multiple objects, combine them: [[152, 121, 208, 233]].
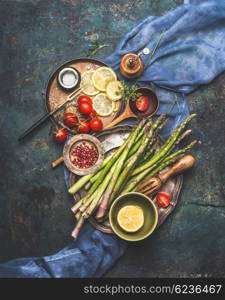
[[69, 113, 197, 238]]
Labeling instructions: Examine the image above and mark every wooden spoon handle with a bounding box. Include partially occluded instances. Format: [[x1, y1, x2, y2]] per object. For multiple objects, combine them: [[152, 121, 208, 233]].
[[159, 155, 196, 183], [51, 156, 64, 168], [104, 112, 134, 129]]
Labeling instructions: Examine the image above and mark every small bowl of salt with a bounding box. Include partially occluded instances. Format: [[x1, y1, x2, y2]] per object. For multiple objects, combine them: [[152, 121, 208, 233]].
[[57, 67, 80, 92]]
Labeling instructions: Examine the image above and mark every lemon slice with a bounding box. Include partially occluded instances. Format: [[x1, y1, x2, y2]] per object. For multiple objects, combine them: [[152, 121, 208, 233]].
[[106, 80, 123, 101], [117, 205, 144, 233], [92, 67, 117, 91], [113, 105, 119, 112], [92, 93, 115, 117], [80, 71, 99, 96]]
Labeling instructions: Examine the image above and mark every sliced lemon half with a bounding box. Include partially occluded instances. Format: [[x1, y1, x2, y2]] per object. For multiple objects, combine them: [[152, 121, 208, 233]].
[[92, 67, 117, 91], [80, 70, 99, 96], [92, 93, 115, 117], [117, 205, 144, 233], [106, 80, 123, 101]]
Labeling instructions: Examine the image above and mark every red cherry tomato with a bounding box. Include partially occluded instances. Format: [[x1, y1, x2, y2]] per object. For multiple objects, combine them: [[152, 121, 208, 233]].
[[89, 118, 103, 132], [83, 114, 91, 121], [135, 96, 150, 112], [156, 192, 171, 208], [90, 109, 97, 118], [78, 95, 92, 105], [78, 120, 90, 133], [53, 128, 67, 143], [78, 101, 93, 114], [63, 113, 78, 128], [83, 109, 97, 121]]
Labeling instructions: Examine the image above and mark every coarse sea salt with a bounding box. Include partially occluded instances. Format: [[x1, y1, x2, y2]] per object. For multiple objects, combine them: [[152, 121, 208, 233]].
[[62, 72, 76, 87]]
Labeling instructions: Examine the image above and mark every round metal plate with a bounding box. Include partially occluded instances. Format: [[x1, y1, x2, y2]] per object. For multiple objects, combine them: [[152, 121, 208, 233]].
[[69, 125, 183, 234], [45, 58, 122, 130]]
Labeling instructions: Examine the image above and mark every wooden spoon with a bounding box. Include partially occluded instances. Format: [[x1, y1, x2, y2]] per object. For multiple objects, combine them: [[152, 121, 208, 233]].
[[138, 155, 196, 195], [104, 87, 160, 129], [104, 99, 137, 129]]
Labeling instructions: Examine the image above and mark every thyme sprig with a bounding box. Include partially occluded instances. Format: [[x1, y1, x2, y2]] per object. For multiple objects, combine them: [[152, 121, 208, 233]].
[[117, 81, 141, 102]]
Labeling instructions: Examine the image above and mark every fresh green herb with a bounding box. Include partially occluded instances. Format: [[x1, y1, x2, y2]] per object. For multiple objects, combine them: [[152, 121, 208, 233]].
[[167, 94, 180, 113], [118, 81, 141, 102], [142, 31, 164, 72], [86, 40, 109, 57]]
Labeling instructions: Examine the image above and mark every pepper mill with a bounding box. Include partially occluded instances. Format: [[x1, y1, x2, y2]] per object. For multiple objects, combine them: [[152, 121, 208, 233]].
[[120, 53, 144, 79]]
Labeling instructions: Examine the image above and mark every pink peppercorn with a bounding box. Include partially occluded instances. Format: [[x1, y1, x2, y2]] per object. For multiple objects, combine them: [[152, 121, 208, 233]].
[[70, 142, 99, 169]]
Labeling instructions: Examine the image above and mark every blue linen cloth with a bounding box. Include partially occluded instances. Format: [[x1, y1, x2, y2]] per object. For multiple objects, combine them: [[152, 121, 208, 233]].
[[1, 0, 225, 278], [104, 0, 225, 137]]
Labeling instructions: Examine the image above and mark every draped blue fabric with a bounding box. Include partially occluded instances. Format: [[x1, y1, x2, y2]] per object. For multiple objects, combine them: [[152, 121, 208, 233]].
[[104, 0, 225, 138], [1, 0, 225, 277]]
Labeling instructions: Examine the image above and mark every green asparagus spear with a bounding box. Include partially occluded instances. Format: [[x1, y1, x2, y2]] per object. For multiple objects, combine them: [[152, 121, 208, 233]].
[[89, 120, 148, 185], [82, 120, 147, 218], [82, 159, 120, 218], [123, 117, 168, 170], [68, 120, 145, 194], [86, 119, 148, 198], [71, 217, 85, 239], [111, 114, 167, 200], [68, 174, 93, 195], [135, 128, 192, 174], [132, 114, 196, 176], [79, 188, 100, 213], [94, 119, 147, 219], [122, 140, 197, 193]]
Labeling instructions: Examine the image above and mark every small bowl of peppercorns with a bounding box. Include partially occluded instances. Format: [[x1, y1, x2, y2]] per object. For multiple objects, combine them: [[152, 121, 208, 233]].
[[63, 134, 104, 176]]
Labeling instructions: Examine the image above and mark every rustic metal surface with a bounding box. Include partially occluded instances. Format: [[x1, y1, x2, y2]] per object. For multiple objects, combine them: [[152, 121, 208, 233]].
[[69, 125, 183, 233], [45, 58, 122, 129]]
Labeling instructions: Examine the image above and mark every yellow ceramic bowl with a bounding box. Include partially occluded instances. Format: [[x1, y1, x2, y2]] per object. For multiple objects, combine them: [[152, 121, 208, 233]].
[[109, 192, 158, 242]]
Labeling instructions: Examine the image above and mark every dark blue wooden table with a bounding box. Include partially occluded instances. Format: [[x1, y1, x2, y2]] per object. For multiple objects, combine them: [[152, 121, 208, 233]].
[[0, 0, 224, 277]]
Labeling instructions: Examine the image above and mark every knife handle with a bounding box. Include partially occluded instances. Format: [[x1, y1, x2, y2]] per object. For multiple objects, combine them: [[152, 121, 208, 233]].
[[18, 112, 51, 141], [18, 88, 81, 142]]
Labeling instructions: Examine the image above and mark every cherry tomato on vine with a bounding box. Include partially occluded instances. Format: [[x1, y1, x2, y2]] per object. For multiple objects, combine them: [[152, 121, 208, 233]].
[[63, 112, 78, 128], [84, 109, 97, 120], [53, 128, 68, 143], [78, 101, 93, 114], [156, 192, 171, 208], [89, 118, 103, 132], [90, 109, 97, 118], [78, 95, 92, 105], [77, 120, 90, 133]]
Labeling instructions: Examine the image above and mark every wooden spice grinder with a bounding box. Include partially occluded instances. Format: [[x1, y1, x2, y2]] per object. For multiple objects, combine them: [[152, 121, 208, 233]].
[[120, 53, 144, 79]]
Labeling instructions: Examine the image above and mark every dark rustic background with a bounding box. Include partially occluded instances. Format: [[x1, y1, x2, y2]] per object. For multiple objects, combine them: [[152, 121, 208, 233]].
[[0, 0, 224, 277]]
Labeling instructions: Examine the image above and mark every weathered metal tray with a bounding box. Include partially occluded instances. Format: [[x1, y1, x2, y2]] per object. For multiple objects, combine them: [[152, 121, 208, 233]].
[[69, 125, 183, 234], [45, 58, 122, 129]]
